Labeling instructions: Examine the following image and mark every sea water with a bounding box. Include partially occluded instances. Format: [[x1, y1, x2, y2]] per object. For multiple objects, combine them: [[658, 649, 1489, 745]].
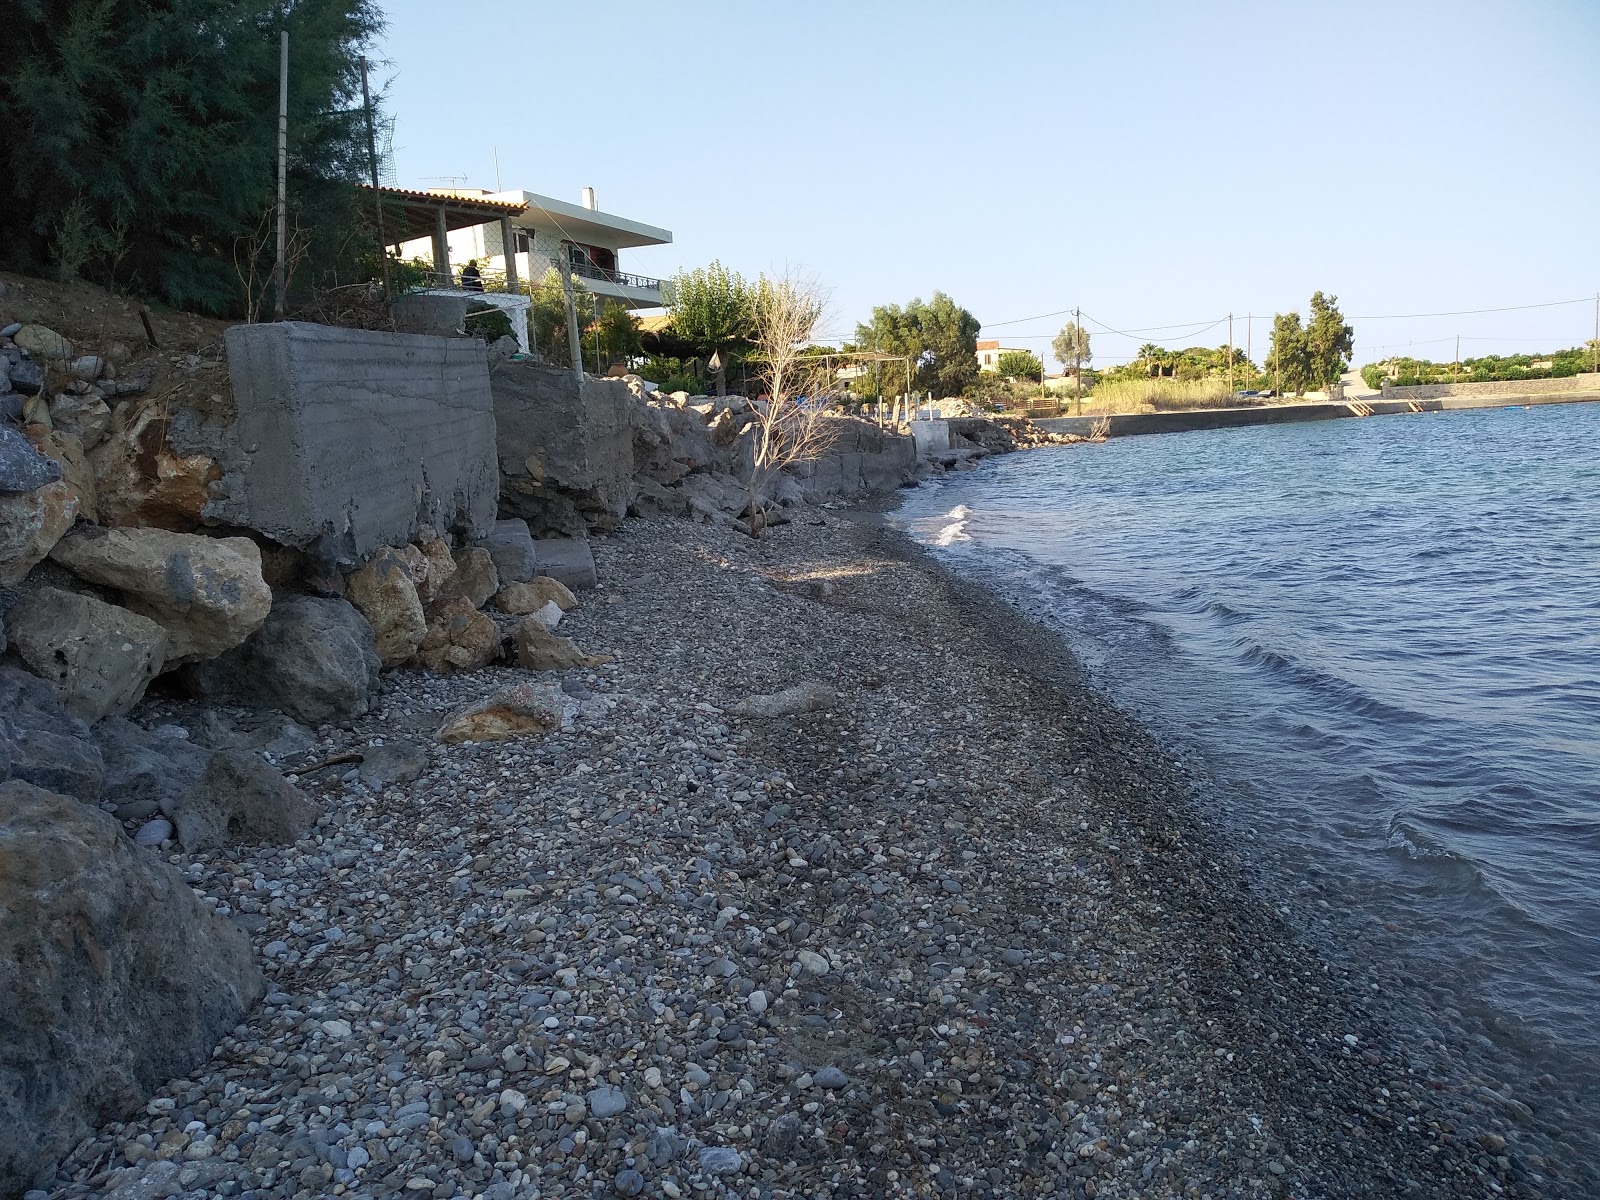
[[898, 402, 1600, 1186]]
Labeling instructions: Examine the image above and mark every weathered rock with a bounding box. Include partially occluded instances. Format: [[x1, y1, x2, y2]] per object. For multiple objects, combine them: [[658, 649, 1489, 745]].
[[26, 425, 98, 522], [12, 324, 71, 361], [477, 517, 538, 584], [412, 532, 457, 602], [437, 683, 569, 744], [0, 480, 79, 585], [47, 391, 112, 449], [0, 665, 104, 801], [511, 618, 613, 671], [184, 596, 380, 725], [492, 575, 577, 614], [5, 354, 44, 396], [730, 682, 839, 718], [441, 544, 499, 608], [357, 740, 429, 786], [167, 748, 321, 851], [412, 595, 500, 673], [94, 719, 213, 815], [0, 423, 60, 493], [5, 588, 168, 721], [0, 780, 263, 1198], [49, 527, 271, 662], [89, 397, 222, 530], [346, 547, 427, 668]]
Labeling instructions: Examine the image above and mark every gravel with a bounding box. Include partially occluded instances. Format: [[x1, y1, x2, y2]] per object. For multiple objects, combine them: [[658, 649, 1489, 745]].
[[38, 512, 1547, 1199]]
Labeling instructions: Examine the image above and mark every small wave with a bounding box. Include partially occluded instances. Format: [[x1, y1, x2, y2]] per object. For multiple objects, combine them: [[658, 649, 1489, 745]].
[[934, 505, 972, 546]]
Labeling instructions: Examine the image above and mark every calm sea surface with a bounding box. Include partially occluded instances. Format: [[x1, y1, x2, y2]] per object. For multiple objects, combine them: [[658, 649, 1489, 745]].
[[897, 402, 1600, 1188]]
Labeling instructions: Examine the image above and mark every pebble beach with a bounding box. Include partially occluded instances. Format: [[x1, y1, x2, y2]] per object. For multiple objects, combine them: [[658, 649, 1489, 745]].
[[43, 512, 1532, 1200]]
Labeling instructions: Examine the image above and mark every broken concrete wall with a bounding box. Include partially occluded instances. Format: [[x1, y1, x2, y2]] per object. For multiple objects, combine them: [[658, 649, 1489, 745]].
[[493, 364, 641, 538], [491, 365, 918, 534], [194, 322, 497, 563]]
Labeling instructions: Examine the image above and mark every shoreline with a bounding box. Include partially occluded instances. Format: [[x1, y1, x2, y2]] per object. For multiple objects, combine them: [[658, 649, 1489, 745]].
[[42, 510, 1537, 1200]]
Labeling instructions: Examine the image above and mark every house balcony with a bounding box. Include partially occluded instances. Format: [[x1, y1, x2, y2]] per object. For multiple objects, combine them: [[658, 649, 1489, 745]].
[[567, 259, 670, 309]]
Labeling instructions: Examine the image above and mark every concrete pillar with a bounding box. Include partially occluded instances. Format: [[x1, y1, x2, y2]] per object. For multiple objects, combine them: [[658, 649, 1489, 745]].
[[432, 206, 451, 288], [500, 217, 519, 293]]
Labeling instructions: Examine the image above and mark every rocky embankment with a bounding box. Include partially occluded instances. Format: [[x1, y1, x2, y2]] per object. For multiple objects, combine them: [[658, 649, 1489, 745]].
[[22, 515, 1535, 1200]]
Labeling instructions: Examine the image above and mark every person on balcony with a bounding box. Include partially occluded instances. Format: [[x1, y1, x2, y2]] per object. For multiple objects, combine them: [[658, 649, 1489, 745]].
[[460, 260, 484, 292]]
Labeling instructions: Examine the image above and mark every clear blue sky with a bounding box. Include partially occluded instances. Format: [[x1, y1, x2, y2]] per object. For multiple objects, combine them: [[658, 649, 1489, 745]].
[[377, 0, 1599, 369]]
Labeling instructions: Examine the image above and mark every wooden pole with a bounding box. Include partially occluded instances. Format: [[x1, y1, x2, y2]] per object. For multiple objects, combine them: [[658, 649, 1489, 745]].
[[1246, 314, 1252, 387], [1227, 312, 1234, 396], [560, 243, 584, 381], [272, 30, 288, 320], [1593, 294, 1598, 374], [1454, 334, 1460, 383], [359, 57, 390, 303], [1073, 306, 1082, 415]]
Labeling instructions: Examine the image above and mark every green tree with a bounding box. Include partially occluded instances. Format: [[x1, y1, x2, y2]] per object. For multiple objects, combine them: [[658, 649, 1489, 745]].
[[667, 260, 757, 395], [1269, 312, 1312, 395], [2, 0, 384, 313], [995, 349, 1043, 380], [854, 291, 980, 399], [590, 300, 642, 368], [527, 266, 587, 364], [1304, 291, 1355, 389], [1052, 321, 1092, 380]]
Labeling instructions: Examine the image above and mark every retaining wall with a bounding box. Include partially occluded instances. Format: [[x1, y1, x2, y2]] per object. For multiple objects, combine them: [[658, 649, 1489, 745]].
[[1381, 372, 1600, 400], [201, 322, 498, 562]]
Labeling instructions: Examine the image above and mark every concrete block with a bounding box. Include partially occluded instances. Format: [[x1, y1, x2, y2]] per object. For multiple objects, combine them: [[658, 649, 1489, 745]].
[[909, 419, 950, 456], [531, 538, 597, 591], [209, 322, 497, 563], [392, 293, 470, 339], [478, 518, 538, 583]]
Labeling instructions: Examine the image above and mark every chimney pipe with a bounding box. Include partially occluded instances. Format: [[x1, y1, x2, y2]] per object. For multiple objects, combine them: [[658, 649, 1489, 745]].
[[581, 186, 596, 210]]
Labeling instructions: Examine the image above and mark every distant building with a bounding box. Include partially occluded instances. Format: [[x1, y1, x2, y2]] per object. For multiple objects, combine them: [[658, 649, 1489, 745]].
[[976, 339, 1033, 372], [393, 184, 673, 311]]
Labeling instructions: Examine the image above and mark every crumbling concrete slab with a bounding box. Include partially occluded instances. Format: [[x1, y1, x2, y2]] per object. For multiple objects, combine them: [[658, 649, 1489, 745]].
[[206, 322, 497, 563], [531, 538, 597, 591]]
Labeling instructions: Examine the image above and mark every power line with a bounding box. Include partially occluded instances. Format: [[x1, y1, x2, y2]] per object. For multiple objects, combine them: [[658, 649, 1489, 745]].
[[1352, 297, 1593, 320]]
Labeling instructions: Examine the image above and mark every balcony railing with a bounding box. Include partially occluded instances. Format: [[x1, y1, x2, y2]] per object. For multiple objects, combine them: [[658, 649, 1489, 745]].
[[566, 260, 664, 293]]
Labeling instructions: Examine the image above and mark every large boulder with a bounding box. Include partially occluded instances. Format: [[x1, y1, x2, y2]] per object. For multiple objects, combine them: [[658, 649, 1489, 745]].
[[49, 527, 272, 662], [0, 781, 263, 1198], [439, 544, 498, 609], [11, 324, 71, 361], [0, 478, 79, 586], [94, 718, 213, 820], [493, 364, 642, 536], [25, 425, 98, 523], [345, 547, 427, 668], [166, 749, 321, 852], [0, 665, 104, 801], [411, 533, 457, 602], [48, 392, 112, 450], [476, 517, 537, 584], [185, 595, 380, 726], [6, 587, 168, 721], [412, 595, 499, 673]]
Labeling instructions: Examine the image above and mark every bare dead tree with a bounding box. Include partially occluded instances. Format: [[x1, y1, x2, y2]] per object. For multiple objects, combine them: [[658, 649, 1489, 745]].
[[743, 271, 837, 538], [234, 208, 311, 322]]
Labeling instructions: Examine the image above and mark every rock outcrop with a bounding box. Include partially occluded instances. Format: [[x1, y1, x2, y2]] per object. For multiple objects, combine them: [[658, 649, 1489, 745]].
[[0, 781, 263, 1198], [5, 587, 168, 721], [185, 595, 380, 725], [49, 527, 271, 662], [94, 718, 214, 822]]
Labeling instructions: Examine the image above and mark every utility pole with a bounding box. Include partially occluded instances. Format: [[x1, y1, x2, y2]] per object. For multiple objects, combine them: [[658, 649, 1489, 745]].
[[559, 243, 584, 382], [1454, 334, 1460, 383], [272, 30, 289, 320], [1274, 328, 1280, 397], [1246, 314, 1252, 387], [1074, 307, 1085, 414], [359, 57, 389, 303], [1593, 294, 1598, 374], [1227, 313, 1234, 396]]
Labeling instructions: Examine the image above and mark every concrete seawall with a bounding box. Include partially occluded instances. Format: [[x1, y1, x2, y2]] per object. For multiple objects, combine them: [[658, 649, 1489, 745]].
[[1034, 390, 1600, 440]]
